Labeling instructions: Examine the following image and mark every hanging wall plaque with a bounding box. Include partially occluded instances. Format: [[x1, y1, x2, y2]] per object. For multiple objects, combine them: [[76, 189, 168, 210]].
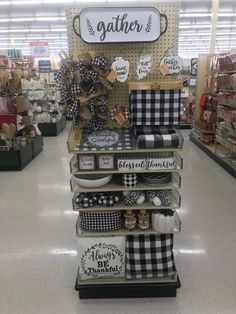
[[72, 7, 168, 43], [111, 57, 130, 83], [160, 54, 183, 75], [136, 54, 152, 80]]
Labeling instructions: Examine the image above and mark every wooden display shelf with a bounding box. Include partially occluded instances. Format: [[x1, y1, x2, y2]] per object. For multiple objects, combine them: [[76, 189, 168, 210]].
[[67, 125, 184, 154], [72, 190, 181, 211], [193, 126, 215, 134], [75, 212, 181, 237], [216, 135, 236, 154], [128, 81, 183, 93], [75, 272, 181, 298], [217, 101, 236, 109], [190, 134, 236, 178], [70, 174, 181, 193], [217, 125, 236, 138], [69, 151, 183, 174]]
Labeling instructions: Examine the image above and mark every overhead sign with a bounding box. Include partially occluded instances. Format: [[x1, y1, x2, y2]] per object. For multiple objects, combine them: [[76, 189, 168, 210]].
[[73, 7, 168, 43], [30, 42, 49, 57]]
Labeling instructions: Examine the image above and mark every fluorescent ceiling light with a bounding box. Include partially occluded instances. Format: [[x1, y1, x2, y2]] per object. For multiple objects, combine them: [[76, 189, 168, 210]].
[[218, 13, 236, 17], [180, 13, 211, 17], [0, 17, 66, 23], [179, 25, 211, 29], [0, 29, 66, 33], [0, 36, 67, 40]]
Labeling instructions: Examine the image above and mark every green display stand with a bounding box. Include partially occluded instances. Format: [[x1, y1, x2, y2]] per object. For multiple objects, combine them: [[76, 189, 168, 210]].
[[38, 116, 67, 136], [0, 135, 43, 171]]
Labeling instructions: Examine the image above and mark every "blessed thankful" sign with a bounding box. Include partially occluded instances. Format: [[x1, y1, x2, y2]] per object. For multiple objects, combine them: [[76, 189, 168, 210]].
[[73, 7, 168, 43]]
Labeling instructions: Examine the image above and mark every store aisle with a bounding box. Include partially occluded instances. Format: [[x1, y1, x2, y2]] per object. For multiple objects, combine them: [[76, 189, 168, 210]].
[[0, 127, 236, 314]]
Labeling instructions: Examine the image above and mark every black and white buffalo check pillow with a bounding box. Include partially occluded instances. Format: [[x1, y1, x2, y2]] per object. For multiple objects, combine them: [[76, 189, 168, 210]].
[[130, 90, 181, 126], [126, 234, 176, 279]]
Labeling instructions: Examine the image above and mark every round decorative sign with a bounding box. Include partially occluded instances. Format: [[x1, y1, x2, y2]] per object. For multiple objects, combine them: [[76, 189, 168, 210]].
[[88, 130, 119, 147], [160, 54, 183, 75], [80, 243, 124, 278]]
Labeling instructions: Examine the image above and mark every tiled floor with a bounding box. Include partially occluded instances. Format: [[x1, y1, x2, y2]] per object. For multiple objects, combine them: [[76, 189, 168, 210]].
[[0, 126, 236, 314]]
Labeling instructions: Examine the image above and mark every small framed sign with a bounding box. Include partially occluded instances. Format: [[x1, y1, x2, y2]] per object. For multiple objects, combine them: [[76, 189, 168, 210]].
[[78, 155, 96, 171], [97, 154, 115, 170]]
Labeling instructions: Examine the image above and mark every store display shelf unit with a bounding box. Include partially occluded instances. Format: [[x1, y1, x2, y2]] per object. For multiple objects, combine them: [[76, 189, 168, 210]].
[[68, 126, 183, 298], [67, 126, 184, 154], [0, 135, 43, 171], [191, 52, 236, 178], [76, 212, 181, 237], [70, 174, 181, 193], [72, 190, 181, 211], [69, 152, 183, 175]]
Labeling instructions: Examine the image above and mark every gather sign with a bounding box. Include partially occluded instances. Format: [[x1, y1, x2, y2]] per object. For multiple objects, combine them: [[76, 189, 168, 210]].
[[73, 7, 168, 43]]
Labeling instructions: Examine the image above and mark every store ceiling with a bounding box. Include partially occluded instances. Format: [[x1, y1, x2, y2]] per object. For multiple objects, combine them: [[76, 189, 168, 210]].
[[0, 0, 235, 58]]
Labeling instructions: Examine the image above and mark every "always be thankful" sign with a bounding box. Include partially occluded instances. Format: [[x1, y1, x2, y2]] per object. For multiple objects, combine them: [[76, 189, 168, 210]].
[[73, 7, 168, 43]]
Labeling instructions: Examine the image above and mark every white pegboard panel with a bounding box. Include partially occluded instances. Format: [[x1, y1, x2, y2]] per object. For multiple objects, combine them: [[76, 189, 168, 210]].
[[66, 3, 180, 112]]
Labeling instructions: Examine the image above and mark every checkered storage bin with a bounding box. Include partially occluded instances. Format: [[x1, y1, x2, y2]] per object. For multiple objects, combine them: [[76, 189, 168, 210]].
[[126, 234, 176, 279], [129, 90, 181, 126], [80, 211, 122, 232]]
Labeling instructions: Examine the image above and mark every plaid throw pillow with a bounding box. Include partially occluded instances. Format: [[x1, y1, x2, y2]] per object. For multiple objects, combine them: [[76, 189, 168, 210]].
[[126, 234, 176, 279], [130, 90, 181, 126]]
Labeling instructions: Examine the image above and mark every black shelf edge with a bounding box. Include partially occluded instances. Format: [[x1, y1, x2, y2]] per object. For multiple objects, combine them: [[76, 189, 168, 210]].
[[179, 123, 192, 130], [190, 134, 236, 179], [75, 276, 181, 299]]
